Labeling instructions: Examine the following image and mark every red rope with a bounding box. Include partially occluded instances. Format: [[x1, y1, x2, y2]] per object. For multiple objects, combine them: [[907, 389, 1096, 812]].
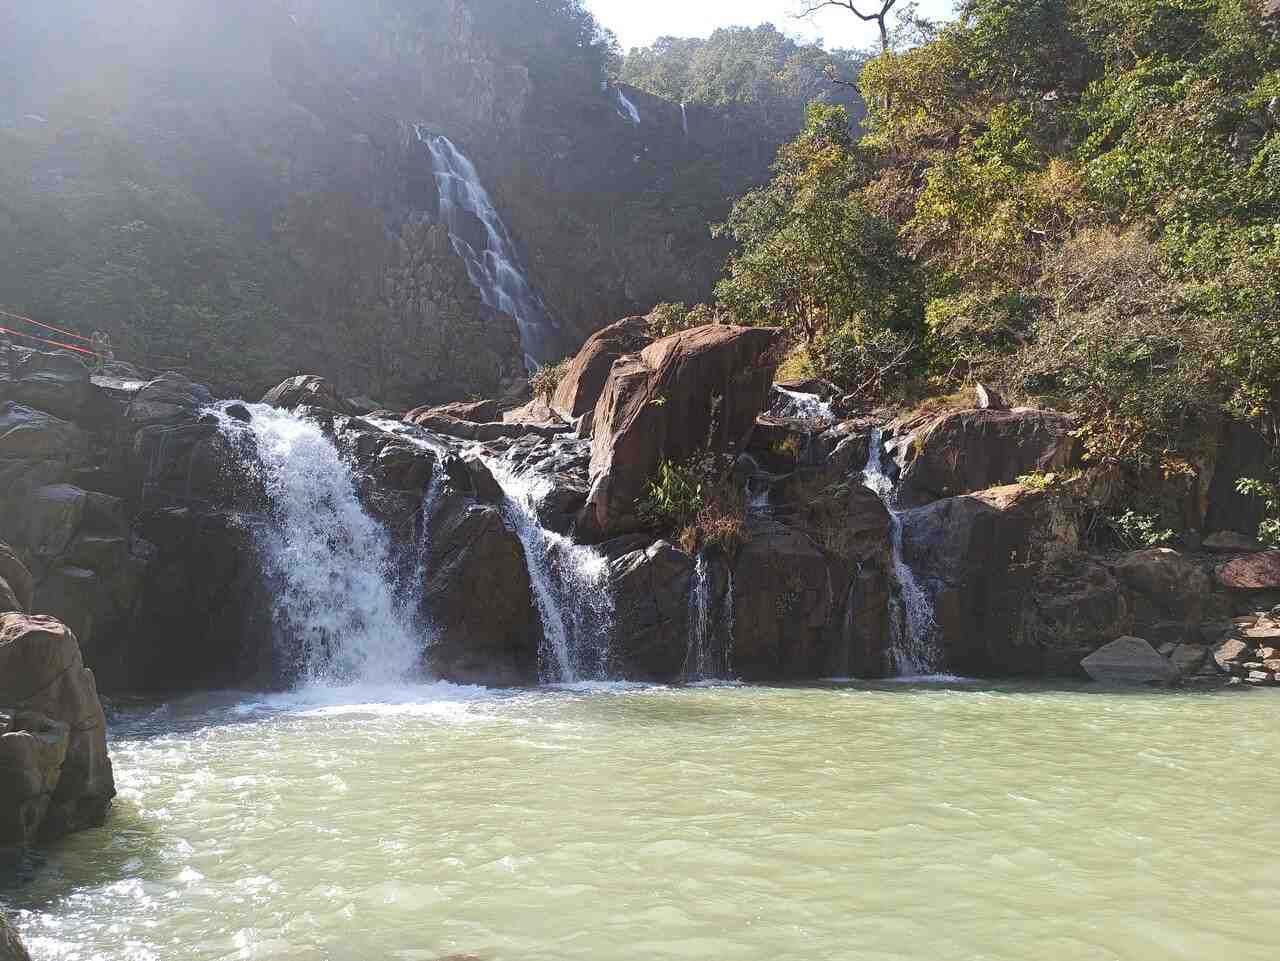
[[0, 324, 105, 358], [0, 307, 95, 344]]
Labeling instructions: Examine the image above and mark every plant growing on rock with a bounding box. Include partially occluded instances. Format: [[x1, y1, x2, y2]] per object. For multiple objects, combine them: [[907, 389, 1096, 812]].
[[530, 357, 571, 401], [637, 452, 746, 556], [1103, 510, 1176, 551]]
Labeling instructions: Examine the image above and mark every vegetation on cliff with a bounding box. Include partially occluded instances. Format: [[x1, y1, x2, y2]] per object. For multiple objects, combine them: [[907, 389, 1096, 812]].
[[699, 0, 1279, 529]]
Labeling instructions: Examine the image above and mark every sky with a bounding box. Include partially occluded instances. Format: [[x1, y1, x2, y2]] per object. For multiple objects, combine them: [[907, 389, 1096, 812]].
[[586, 0, 958, 53]]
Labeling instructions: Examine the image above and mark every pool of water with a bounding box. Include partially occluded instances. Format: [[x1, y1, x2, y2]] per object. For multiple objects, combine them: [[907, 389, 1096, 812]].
[[4, 681, 1279, 960]]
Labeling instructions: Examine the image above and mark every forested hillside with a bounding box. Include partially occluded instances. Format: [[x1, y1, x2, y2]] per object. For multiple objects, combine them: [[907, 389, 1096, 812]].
[[682, 0, 1278, 533]]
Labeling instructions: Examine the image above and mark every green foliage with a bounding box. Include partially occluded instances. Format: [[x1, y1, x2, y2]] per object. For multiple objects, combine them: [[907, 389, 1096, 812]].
[[637, 451, 746, 555], [530, 357, 571, 400], [1105, 510, 1177, 549], [646, 302, 719, 339], [1237, 476, 1280, 548], [637, 459, 705, 535]]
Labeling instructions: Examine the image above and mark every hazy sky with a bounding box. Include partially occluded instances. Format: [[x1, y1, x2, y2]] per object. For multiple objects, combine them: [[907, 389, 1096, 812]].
[[586, 0, 958, 52]]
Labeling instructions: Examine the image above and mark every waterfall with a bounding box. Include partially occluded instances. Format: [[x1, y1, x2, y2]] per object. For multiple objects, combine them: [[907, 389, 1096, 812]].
[[416, 127, 558, 369], [680, 102, 688, 137], [684, 551, 734, 681], [484, 459, 615, 683], [615, 87, 641, 125], [212, 405, 423, 686], [771, 388, 834, 422], [861, 429, 943, 676]]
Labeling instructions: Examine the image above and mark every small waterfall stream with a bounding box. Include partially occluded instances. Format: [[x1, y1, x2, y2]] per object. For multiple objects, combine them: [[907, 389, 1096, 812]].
[[684, 551, 734, 681], [416, 128, 558, 369], [615, 87, 641, 124], [213, 405, 423, 685], [680, 101, 689, 137], [770, 388, 834, 422], [862, 429, 944, 676], [484, 460, 615, 684]]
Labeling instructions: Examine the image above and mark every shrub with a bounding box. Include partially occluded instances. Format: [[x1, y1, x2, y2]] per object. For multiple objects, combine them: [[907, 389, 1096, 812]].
[[1104, 510, 1176, 550], [530, 357, 571, 400], [637, 451, 746, 555], [1236, 476, 1280, 548], [809, 319, 918, 398], [647, 302, 720, 339]]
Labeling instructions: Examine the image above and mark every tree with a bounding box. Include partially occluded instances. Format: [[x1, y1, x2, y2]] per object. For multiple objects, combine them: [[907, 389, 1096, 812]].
[[796, 1, 900, 54]]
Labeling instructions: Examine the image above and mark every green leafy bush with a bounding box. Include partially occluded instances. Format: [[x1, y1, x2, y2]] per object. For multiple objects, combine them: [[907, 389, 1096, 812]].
[[1104, 510, 1177, 550], [1236, 476, 1280, 548], [530, 357, 571, 401]]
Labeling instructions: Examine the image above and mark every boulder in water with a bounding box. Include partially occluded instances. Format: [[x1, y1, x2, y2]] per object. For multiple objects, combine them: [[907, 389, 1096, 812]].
[[1081, 635, 1179, 685], [602, 537, 694, 680], [126, 372, 214, 429], [0, 613, 115, 841], [0, 911, 32, 960], [261, 375, 350, 414], [895, 408, 1077, 508], [580, 324, 781, 538]]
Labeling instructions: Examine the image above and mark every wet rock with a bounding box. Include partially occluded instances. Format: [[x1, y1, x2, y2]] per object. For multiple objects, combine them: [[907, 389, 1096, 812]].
[[731, 519, 846, 681], [1203, 530, 1265, 553], [896, 408, 1077, 508], [225, 403, 252, 423], [6, 349, 91, 422], [0, 613, 115, 840], [581, 324, 780, 538], [0, 909, 33, 960], [602, 538, 694, 680], [0, 711, 69, 847], [126, 372, 214, 429], [1169, 642, 1208, 677], [1081, 636, 1178, 685], [261, 374, 350, 414], [1217, 551, 1280, 590], [419, 490, 539, 686], [406, 399, 501, 424], [551, 316, 654, 422]]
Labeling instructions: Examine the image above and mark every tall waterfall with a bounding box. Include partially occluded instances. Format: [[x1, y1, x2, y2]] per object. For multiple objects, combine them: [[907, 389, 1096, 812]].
[[484, 460, 615, 683], [214, 405, 423, 685], [680, 102, 689, 137], [861, 429, 943, 675], [416, 127, 559, 369], [615, 87, 641, 124], [684, 551, 734, 681]]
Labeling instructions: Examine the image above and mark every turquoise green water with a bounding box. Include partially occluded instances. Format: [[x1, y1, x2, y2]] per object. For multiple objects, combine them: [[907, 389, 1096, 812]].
[[5, 681, 1279, 960]]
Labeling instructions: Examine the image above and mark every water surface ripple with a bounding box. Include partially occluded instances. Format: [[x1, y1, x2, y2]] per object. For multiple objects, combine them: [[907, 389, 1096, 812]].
[[6, 683, 1279, 960]]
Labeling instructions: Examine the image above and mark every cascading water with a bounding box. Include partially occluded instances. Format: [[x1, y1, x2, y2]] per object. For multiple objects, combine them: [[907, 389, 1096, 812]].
[[684, 551, 734, 681], [615, 87, 641, 124], [416, 127, 559, 369], [861, 428, 944, 676], [212, 405, 423, 685], [680, 101, 689, 137], [484, 459, 615, 683], [771, 387, 835, 422]]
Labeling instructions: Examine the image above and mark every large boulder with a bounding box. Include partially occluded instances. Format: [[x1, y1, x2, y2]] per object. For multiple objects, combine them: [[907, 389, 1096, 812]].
[[261, 374, 350, 414], [126, 372, 214, 429], [1216, 551, 1280, 591], [731, 520, 847, 680], [1081, 636, 1179, 686], [603, 537, 695, 680], [1113, 548, 1212, 628], [551, 316, 654, 422], [420, 488, 539, 686], [5, 350, 91, 422], [0, 912, 32, 960], [896, 408, 1077, 508], [900, 483, 1091, 674], [405, 399, 501, 425], [0, 404, 87, 548], [0, 613, 114, 842], [581, 324, 781, 538]]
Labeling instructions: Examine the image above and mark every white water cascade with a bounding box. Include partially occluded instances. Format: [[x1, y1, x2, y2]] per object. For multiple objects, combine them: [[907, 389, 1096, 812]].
[[416, 127, 559, 368], [861, 429, 944, 676], [615, 87, 641, 124], [685, 551, 734, 681], [771, 387, 835, 422], [213, 405, 423, 685], [680, 101, 689, 137], [484, 460, 615, 683]]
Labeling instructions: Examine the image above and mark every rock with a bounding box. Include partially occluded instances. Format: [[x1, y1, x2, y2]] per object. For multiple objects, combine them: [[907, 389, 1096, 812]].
[[974, 382, 1006, 410], [896, 408, 1077, 508], [0, 614, 115, 840], [503, 398, 570, 432], [1169, 642, 1208, 676], [1212, 638, 1250, 670], [406, 399, 501, 424], [1081, 636, 1179, 685], [551, 316, 654, 422], [225, 402, 252, 423], [373, 444, 438, 493], [20, 484, 87, 570], [731, 520, 846, 680], [1113, 548, 1212, 626], [1217, 551, 1280, 590], [900, 483, 1092, 675], [1204, 419, 1271, 538], [261, 374, 350, 414], [126, 372, 214, 428], [7, 349, 91, 422], [419, 489, 539, 686], [1246, 670, 1271, 684], [0, 544, 32, 614], [1243, 624, 1280, 640], [0, 711, 69, 846], [581, 324, 781, 538], [603, 538, 695, 680], [0, 911, 32, 961], [1203, 530, 1265, 553]]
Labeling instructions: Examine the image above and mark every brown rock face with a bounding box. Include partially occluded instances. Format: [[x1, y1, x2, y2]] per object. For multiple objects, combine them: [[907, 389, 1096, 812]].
[[261, 375, 350, 414], [1217, 551, 1280, 590], [896, 408, 1077, 508], [0, 614, 115, 843], [603, 537, 695, 680], [405, 399, 501, 425], [581, 324, 781, 538], [551, 316, 654, 422], [0, 912, 32, 961], [1114, 548, 1212, 627]]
